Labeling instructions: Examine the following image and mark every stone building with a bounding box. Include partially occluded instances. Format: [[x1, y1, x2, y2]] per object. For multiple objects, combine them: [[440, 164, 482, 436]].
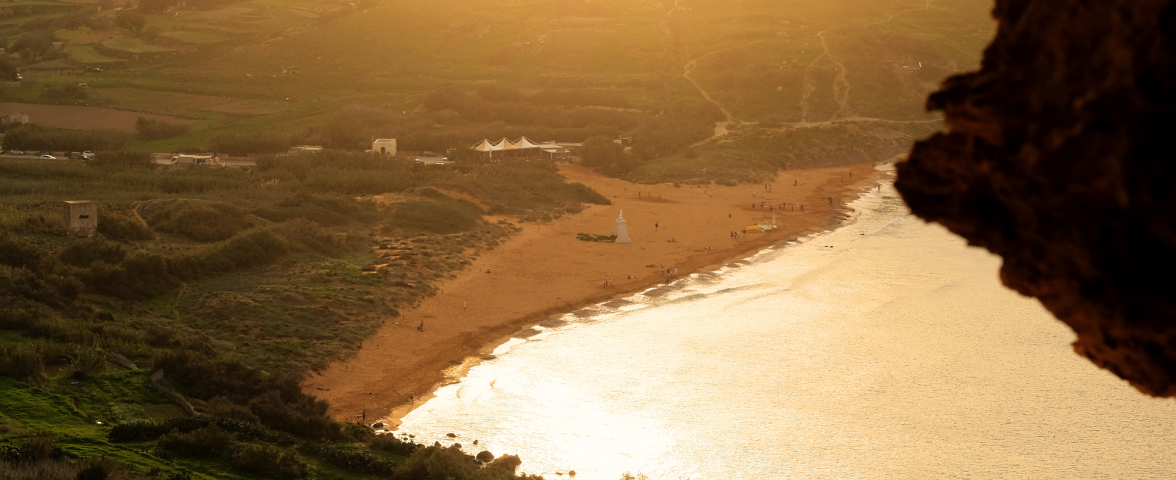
[[372, 138, 397, 156], [63, 201, 97, 237]]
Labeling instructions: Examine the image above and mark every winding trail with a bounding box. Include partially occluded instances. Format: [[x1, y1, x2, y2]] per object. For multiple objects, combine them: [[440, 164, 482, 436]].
[[682, 50, 736, 146]]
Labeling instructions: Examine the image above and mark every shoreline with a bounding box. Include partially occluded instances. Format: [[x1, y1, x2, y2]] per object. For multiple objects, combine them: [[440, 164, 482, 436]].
[[302, 161, 892, 426]]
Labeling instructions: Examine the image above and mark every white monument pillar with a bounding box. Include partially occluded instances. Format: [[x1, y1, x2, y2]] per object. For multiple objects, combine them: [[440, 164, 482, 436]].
[[613, 210, 631, 243]]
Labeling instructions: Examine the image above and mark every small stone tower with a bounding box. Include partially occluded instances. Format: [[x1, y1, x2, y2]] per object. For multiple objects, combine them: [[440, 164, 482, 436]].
[[63, 201, 97, 237], [613, 210, 630, 244]]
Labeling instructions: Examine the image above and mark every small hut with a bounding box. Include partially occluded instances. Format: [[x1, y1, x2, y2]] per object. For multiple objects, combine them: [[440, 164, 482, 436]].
[[372, 139, 397, 156], [613, 210, 630, 244], [63, 200, 97, 237]]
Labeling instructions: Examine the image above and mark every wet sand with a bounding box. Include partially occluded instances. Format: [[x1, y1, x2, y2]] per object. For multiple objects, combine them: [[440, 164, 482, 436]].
[[303, 162, 888, 424]]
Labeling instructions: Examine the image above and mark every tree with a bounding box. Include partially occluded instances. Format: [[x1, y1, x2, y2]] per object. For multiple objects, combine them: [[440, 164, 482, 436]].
[[138, 0, 171, 14], [0, 56, 16, 81], [115, 10, 147, 34], [578, 136, 623, 168]]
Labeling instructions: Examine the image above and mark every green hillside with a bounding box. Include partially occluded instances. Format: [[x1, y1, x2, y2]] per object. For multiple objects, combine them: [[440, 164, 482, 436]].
[[0, 0, 993, 181]]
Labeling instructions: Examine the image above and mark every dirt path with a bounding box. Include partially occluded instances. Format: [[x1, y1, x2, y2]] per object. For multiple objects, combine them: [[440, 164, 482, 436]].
[[800, 31, 850, 123]]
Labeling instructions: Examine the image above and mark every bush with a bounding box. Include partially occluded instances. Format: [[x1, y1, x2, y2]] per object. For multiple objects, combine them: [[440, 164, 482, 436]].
[[42, 85, 88, 101], [203, 396, 261, 424], [156, 426, 237, 458], [370, 435, 418, 457], [151, 350, 343, 440], [136, 118, 190, 140], [97, 213, 155, 241], [2, 125, 128, 152], [146, 201, 252, 243], [60, 238, 127, 267], [230, 444, 308, 479], [0, 344, 47, 384], [388, 200, 482, 234], [209, 132, 291, 155], [92, 151, 154, 167]]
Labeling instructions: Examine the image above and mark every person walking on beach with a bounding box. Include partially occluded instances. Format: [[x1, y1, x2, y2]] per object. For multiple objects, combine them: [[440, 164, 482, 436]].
[[655, 222, 659, 230]]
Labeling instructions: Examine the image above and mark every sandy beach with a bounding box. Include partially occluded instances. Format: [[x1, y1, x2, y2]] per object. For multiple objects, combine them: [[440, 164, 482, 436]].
[[302, 161, 888, 424]]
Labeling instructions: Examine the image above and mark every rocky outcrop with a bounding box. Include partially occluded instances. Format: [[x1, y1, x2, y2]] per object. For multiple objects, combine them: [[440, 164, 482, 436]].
[[896, 0, 1176, 395]]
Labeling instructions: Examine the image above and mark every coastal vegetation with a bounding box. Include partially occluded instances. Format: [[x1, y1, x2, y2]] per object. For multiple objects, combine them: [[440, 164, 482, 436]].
[[0, 0, 994, 476], [0, 155, 605, 478]]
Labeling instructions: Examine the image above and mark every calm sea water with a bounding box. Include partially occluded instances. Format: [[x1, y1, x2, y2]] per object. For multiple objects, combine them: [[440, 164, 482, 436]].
[[397, 175, 1176, 479]]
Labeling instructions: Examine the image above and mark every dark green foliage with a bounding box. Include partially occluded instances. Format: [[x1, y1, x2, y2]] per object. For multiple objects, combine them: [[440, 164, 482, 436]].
[[115, 10, 146, 33], [272, 219, 348, 256], [97, 213, 155, 241], [371, 435, 419, 457], [389, 200, 482, 234], [422, 87, 643, 131], [145, 201, 252, 243], [151, 350, 344, 440], [230, 444, 309, 479], [579, 136, 624, 169], [12, 30, 55, 59], [169, 228, 289, 280], [0, 343, 47, 384], [209, 132, 292, 155], [92, 152, 154, 167], [576, 233, 616, 242], [60, 238, 127, 267], [42, 85, 88, 101], [299, 442, 399, 474], [156, 426, 237, 458], [2, 125, 128, 152], [0, 56, 17, 81], [137, 0, 173, 14], [253, 192, 371, 227], [84, 252, 179, 299], [629, 109, 720, 160], [135, 118, 191, 140], [393, 445, 541, 480]]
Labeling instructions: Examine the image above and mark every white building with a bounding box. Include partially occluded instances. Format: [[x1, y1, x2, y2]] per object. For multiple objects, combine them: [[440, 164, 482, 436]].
[[372, 139, 397, 156], [613, 210, 630, 244]]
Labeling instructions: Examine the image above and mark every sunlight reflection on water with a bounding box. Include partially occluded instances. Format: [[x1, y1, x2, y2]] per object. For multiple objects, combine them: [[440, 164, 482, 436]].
[[398, 177, 1176, 480]]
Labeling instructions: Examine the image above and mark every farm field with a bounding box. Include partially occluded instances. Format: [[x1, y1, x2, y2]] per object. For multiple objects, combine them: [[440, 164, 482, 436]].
[[0, 0, 993, 174]]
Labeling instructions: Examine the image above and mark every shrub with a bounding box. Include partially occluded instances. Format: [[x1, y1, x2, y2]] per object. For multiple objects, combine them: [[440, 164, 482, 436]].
[[92, 151, 154, 168], [203, 397, 261, 424], [60, 238, 127, 267], [370, 435, 418, 457], [2, 125, 128, 152], [388, 200, 481, 234], [69, 346, 106, 379], [156, 426, 237, 458], [209, 132, 291, 155], [0, 344, 47, 384], [115, 10, 146, 34], [230, 444, 308, 479], [42, 85, 88, 101], [146, 201, 252, 243], [97, 213, 155, 241], [136, 118, 190, 140]]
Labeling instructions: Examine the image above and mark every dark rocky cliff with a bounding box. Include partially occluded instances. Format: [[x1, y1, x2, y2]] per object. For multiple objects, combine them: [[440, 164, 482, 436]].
[[895, 0, 1176, 395]]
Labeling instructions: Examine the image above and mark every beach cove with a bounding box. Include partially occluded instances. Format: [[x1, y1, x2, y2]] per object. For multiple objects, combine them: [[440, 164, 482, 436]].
[[302, 162, 888, 424]]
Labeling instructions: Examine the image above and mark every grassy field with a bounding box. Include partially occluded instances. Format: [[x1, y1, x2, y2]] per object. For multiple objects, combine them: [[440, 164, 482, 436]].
[[0, 155, 599, 478], [0, 0, 992, 173]]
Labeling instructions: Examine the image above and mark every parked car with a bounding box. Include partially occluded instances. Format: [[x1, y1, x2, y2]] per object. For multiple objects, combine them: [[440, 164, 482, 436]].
[[40, 154, 56, 160], [10, 149, 24, 155]]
